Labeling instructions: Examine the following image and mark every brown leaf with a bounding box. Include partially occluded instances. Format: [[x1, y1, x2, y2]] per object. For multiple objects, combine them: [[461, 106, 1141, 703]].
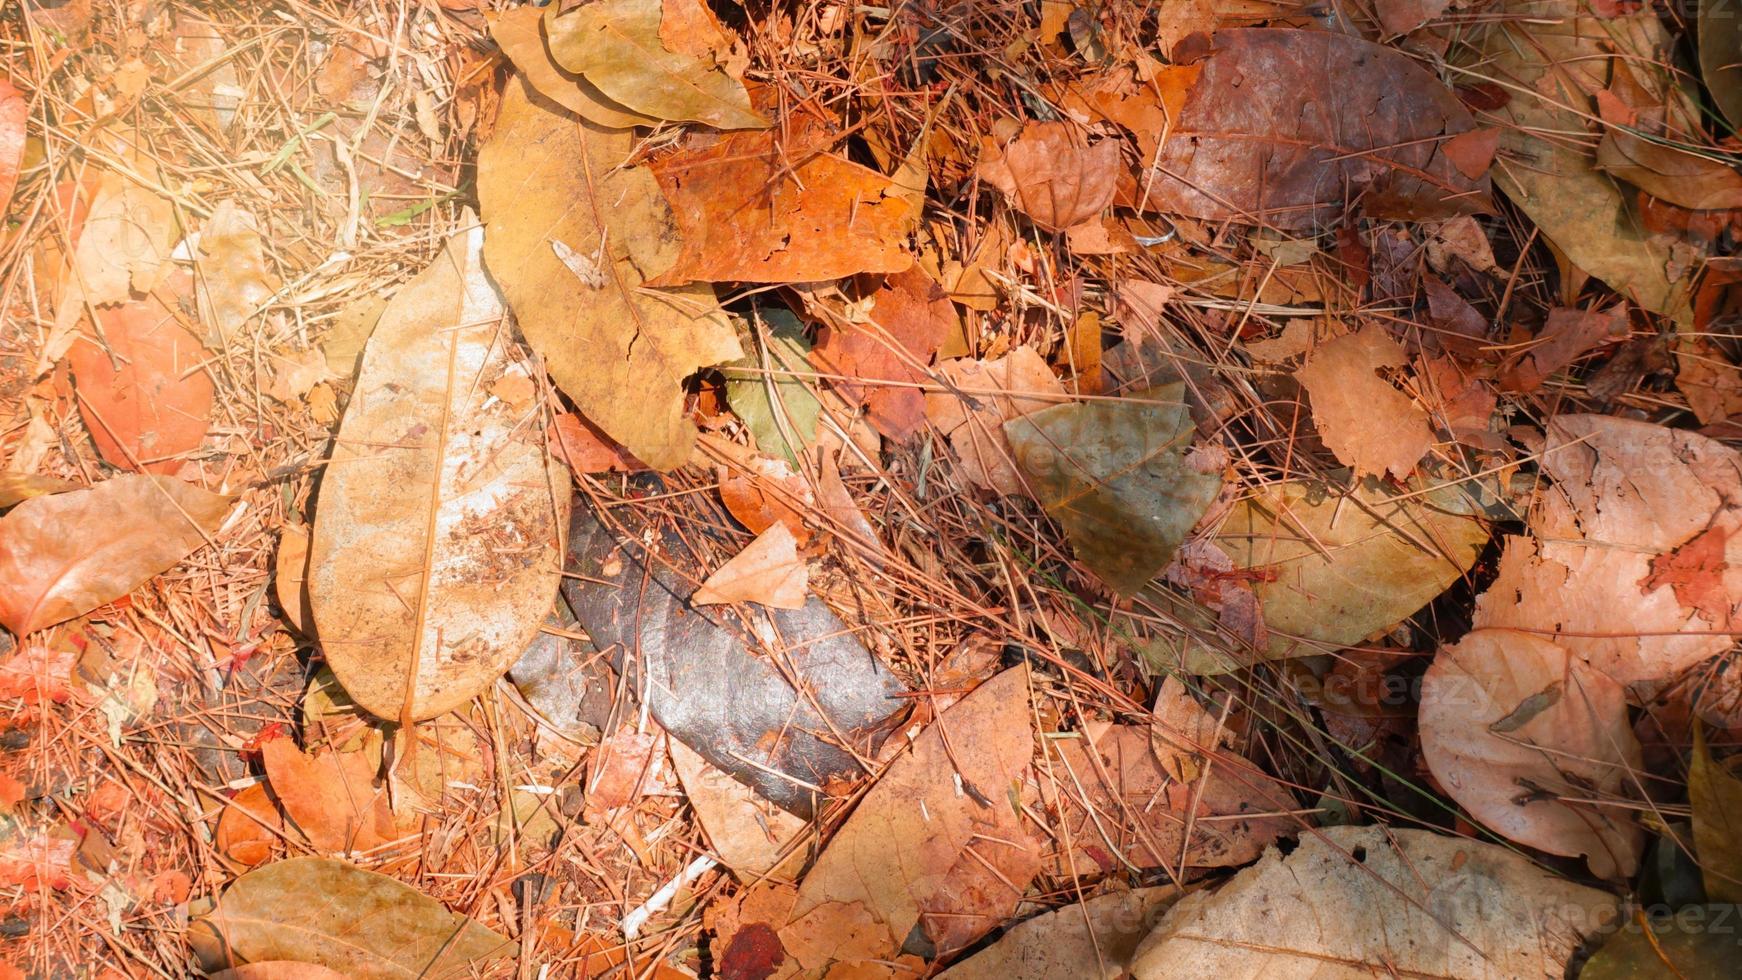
[[646, 111, 914, 285], [791, 666, 1038, 960], [1040, 725, 1292, 877], [65, 284, 212, 475], [0, 475, 231, 635], [1642, 525, 1734, 629], [1498, 306, 1631, 393], [195, 201, 279, 345], [548, 411, 647, 475], [935, 887, 1186, 980], [260, 737, 403, 853], [1295, 328, 1433, 480], [1421, 629, 1643, 878], [0, 474, 79, 510], [479, 75, 742, 469], [585, 728, 678, 811], [925, 347, 1064, 495], [214, 782, 284, 869], [274, 525, 313, 637], [1139, 29, 1489, 229], [976, 122, 1120, 232], [544, 0, 766, 130], [669, 739, 806, 880], [717, 454, 813, 545], [693, 523, 809, 610], [1129, 826, 1619, 977], [489, 8, 655, 129], [193, 857, 514, 978], [810, 269, 956, 440], [309, 222, 569, 721]]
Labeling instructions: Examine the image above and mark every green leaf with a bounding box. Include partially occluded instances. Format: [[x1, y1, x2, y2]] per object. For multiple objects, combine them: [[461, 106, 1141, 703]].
[[544, 0, 767, 131], [192, 857, 515, 979], [724, 310, 821, 467], [1580, 908, 1741, 979], [1218, 479, 1489, 660], [1691, 725, 1742, 904], [1004, 384, 1222, 596]]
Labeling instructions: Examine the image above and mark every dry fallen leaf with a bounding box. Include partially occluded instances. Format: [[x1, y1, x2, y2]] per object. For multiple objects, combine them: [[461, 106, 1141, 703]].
[[1498, 305, 1631, 393], [479, 75, 742, 469], [926, 346, 1064, 495], [309, 220, 568, 721], [976, 121, 1120, 232], [0, 78, 24, 219], [489, 8, 655, 129], [646, 110, 913, 285], [196, 200, 280, 346], [0, 475, 231, 636], [1421, 629, 1643, 879], [273, 525, 313, 637], [1139, 29, 1489, 229], [692, 522, 809, 610], [791, 666, 1038, 959], [66, 280, 213, 475], [669, 739, 806, 880], [193, 857, 515, 978], [1295, 328, 1433, 480], [809, 269, 956, 440], [935, 887, 1186, 980], [260, 736, 404, 854], [544, 0, 765, 130], [214, 783, 283, 869], [1129, 826, 1618, 979]]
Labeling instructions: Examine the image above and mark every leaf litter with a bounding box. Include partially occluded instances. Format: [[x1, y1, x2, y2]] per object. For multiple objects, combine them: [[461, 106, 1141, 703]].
[[11, 2, 1742, 976]]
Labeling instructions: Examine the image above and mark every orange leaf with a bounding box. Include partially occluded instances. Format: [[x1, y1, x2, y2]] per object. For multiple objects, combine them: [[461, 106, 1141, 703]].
[[215, 782, 283, 868], [1295, 328, 1433, 480], [260, 736, 402, 853], [548, 411, 646, 475], [810, 268, 957, 440], [692, 523, 809, 609], [977, 121, 1120, 232]]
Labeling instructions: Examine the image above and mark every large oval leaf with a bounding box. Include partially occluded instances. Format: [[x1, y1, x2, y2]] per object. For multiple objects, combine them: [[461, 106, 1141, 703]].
[[0, 475, 232, 635], [194, 857, 513, 979], [309, 222, 568, 721]]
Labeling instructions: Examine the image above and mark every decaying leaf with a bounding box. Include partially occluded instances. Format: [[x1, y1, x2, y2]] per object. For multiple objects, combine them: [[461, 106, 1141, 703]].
[[1473, 416, 1742, 685], [1459, 2, 1692, 321], [792, 666, 1039, 958], [669, 739, 807, 880], [309, 221, 568, 721], [1295, 329, 1433, 480], [692, 523, 809, 610], [1420, 629, 1643, 879], [1498, 305, 1631, 393], [647, 109, 913, 285], [61, 169, 175, 313], [976, 122, 1120, 232], [1689, 725, 1742, 904], [0, 475, 231, 636], [925, 346, 1064, 495], [544, 0, 765, 130], [479, 75, 741, 469], [196, 200, 279, 345], [1217, 480, 1490, 662], [66, 281, 213, 474], [193, 857, 514, 978], [1128, 826, 1618, 979], [935, 887, 1186, 980], [1005, 384, 1222, 596], [1139, 29, 1489, 229], [490, 7, 655, 129], [564, 491, 907, 816]]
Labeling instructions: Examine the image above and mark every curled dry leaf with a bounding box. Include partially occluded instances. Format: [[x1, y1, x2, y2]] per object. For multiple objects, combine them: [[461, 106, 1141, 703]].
[[934, 886, 1185, 980], [1474, 416, 1742, 685], [489, 7, 654, 129], [0, 475, 231, 636], [1295, 328, 1433, 480], [544, 0, 765, 130], [1141, 29, 1489, 229], [925, 345, 1064, 495], [1217, 480, 1490, 662], [196, 200, 279, 346], [1421, 629, 1643, 879], [976, 121, 1120, 232], [792, 666, 1039, 958], [647, 109, 913, 285], [1005, 384, 1223, 596], [309, 221, 569, 721], [1129, 826, 1619, 979], [692, 522, 809, 610], [66, 277, 213, 474], [479, 75, 741, 469], [193, 857, 514, 979]]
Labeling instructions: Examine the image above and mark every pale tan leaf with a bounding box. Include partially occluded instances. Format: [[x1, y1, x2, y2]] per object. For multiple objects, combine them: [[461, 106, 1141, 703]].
[[1129, 826, 1619, 979], [935, 887, 1186, 980], [669, 739, 806, 880], [488, 8, 655, 129], [1295, 328, 1433, 480], [196, 200, 280, 345], [925, 346, 1064, 495], [692, 523, 809, 610], [309, 220, 569, 721]]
